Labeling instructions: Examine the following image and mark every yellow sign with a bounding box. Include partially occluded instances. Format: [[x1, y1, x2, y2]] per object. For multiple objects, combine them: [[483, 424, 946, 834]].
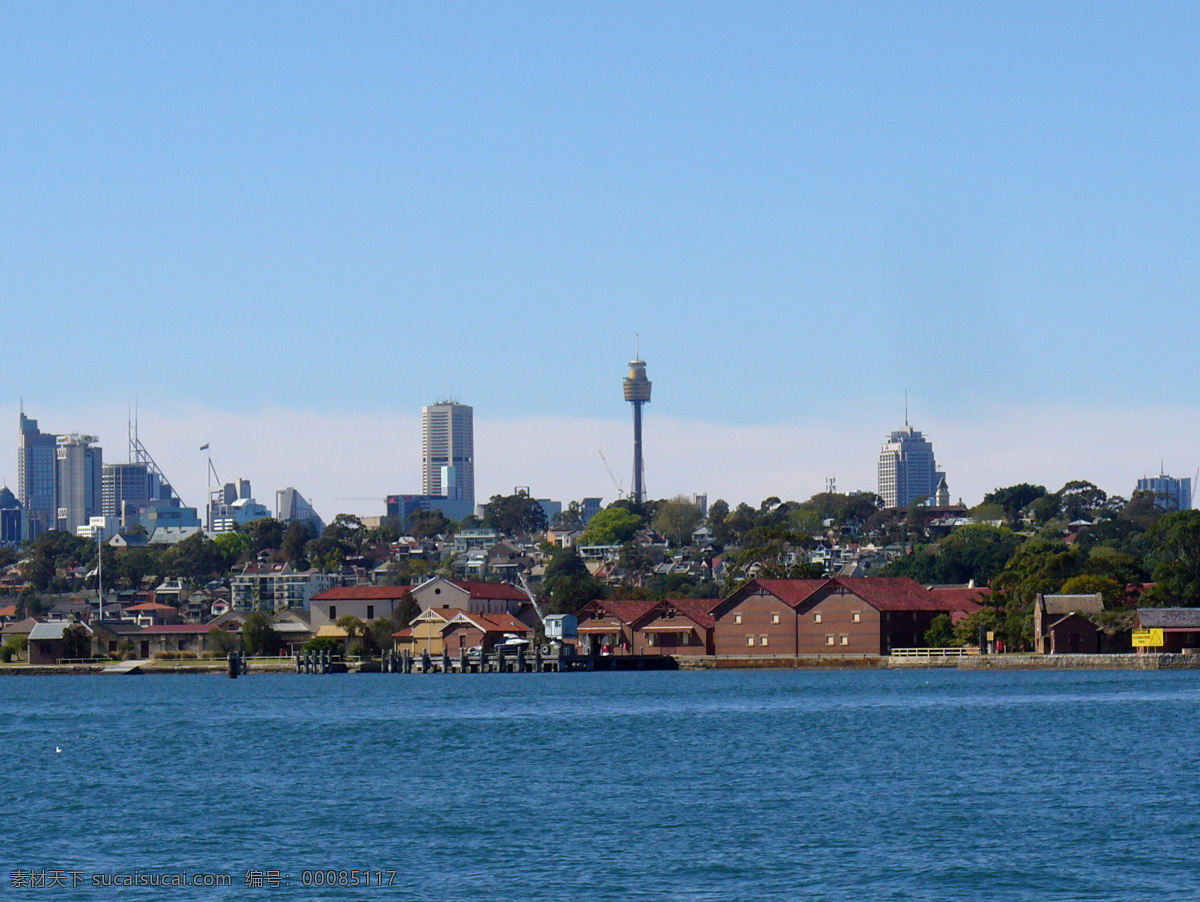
[[1132, 629, 1164, 648], [986, 631, 995, 642]]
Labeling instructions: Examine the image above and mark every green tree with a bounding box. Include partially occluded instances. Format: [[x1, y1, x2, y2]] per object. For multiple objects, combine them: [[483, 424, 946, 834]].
[[206, 627, 238, 656], [651, 496, 704, 547], [1143, 510, 1200, 606], [990, 538, 1083, 647], [213, 531, 255, 569], [394, 590, 420, 629], [281, 522, 315, 568], [242, 613, 280, 656], [242, 518, 285, 553], [552, 501, 585, 531], [1059, 574, 1125, 609], [884, 524, 1024, 586], [579, 507, 643, 546], [982, 483, 1047, 524], [62, 624, 92, 660], [542, 547, 603, 615], [923, 614, 959, 648], [409, 509, 451, 541], [482, 493, 548, 536]]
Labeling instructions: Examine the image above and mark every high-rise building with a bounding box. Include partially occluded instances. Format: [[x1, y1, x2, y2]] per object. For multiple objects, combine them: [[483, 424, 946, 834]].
[[1136, 472, 1192, 511], [18, 412, 58, 540], [877, 424, 945, 509], [54, 433, 102, 533], [623, 348, 652, 504], [103, 419, 199, 532], [0, 486, 21, 545], [421, 402, 474, 511], [276, 487, 326, 532]]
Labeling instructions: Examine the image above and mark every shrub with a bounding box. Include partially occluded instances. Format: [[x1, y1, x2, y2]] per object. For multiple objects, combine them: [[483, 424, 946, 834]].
[[151, 651, 199, 661]]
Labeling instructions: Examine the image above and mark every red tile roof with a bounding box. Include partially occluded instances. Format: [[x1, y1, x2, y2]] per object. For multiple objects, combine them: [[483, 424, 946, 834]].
[[577, 599, 659, 625], [446, 612, 531, 634], [312, 586, 413, 601], [740, 577, 975, 613], [391, 627, 414, 638], [451, 580, 528, 601], [0, 604, 18, 618], [636, 599, 717, 629], [126, 602, 178, 612], [927, 586, 990, 613]]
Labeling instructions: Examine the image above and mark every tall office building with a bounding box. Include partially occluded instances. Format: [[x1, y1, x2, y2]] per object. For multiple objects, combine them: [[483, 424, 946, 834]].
[[1136, 472, 1192, 511], [18, 412, 58, 540], [421, 401, 474, 511], [103, 462, 158, 517], [54, 433, 102, 533], [877, 423, 945, 509]]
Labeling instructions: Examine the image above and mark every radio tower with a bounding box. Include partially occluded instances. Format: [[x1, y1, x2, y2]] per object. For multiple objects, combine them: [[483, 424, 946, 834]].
[[622, 337, 652, 504]]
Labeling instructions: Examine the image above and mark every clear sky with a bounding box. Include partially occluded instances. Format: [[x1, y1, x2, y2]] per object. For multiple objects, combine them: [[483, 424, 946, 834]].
[[3, 2, 1198, 518]]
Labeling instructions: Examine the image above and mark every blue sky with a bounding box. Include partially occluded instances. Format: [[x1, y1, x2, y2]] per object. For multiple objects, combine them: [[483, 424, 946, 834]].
[[3, 3, 1198, 515]]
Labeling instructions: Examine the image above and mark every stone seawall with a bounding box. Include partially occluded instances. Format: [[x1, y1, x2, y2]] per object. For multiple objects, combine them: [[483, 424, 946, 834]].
[[958, 653, 1200, 670], [677, 655, 887, 670]]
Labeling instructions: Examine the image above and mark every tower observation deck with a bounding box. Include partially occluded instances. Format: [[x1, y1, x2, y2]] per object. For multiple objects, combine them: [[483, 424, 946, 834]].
[[623, 352, 652, 504]]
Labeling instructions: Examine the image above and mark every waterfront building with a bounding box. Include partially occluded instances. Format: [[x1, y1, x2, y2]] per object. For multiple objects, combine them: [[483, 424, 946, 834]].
[[230, 561, 336, 612], [877, 423, 945, 509], [309, 585, 415, 628], [409, 576, 529, 618], [709, 577, 981, 656], [422, 401, 474, 512], [1135, 472, 1192, 511]]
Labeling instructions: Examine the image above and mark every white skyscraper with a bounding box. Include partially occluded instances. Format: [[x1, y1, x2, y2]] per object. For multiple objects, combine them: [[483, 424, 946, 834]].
[[421, 401, 474, 510], [878, 423, 945, 509]]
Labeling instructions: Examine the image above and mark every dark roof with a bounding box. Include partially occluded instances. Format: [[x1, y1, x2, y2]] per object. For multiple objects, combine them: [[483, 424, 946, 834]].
[[452, 580, 528, 601], [577, 599, 659, 625], [1137, 608, 1200, 630], [141, 624, 213, 634], [731, 577, 978, 613], [1041, 593, 1104, 616], [312, 586, 413, 602], [635, 599, 717, 630]]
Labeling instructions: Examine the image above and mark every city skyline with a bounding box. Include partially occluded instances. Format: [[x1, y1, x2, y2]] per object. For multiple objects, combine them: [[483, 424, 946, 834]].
[[8, 394, 1198, 527]]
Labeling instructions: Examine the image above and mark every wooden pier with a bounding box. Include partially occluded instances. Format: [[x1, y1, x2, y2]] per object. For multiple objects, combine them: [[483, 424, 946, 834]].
[[294, 646, 678, 675]]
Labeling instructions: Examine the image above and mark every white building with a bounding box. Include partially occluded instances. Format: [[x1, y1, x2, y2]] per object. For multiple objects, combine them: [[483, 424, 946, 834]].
[[877, 424, 946, 509], [422, 402, 474, 513], [230, 562, 337, 612]]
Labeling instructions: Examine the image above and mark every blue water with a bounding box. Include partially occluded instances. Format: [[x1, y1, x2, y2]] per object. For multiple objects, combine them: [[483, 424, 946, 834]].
[[3, 669, 1199, 900]]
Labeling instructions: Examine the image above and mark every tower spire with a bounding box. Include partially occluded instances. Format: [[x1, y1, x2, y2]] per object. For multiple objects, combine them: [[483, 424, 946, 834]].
[[623, 344, 652, 504]]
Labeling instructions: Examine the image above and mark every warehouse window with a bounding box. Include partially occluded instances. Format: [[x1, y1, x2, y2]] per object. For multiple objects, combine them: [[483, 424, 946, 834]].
[[826, 635, 835, 646], [814, 612, 822, 623], [852, 612, 861, 623], [841, 635, 849, 646], [735, 614, 742, 624], [746, 635, 755, 647], [760, 636, 769, 647], [771, 612, 780, 624]]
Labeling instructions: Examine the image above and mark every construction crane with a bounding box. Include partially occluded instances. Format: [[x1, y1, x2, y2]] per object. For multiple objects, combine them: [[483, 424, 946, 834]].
[[516, 573, 546, 625], [598, 449, 624, 499]]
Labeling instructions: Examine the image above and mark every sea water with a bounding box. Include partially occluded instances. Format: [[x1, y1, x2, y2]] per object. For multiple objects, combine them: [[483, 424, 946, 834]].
[[2, 669, 1198, 900]]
